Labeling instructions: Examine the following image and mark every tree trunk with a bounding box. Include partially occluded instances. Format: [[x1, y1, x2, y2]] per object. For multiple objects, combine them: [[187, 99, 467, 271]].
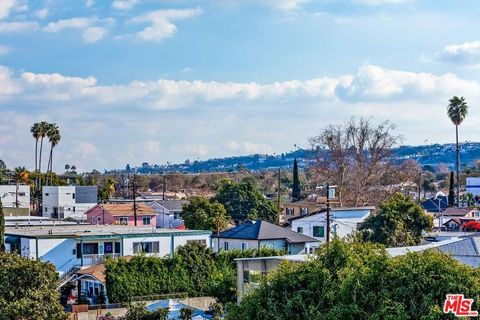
[[456, 125, 460, 208], [47, 146, 53, 186]]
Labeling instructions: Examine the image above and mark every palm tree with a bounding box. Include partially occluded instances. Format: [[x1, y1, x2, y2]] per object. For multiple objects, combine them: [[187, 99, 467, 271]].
[[37, 121, 49, 183], [46, 124, 60, 185], [30, 123, 41, 174], [447, 96, 469, 207], [13, 167, 30, 208]]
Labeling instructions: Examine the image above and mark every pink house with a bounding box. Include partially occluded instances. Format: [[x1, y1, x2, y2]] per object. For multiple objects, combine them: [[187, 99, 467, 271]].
[[86, 203, 157, 227]]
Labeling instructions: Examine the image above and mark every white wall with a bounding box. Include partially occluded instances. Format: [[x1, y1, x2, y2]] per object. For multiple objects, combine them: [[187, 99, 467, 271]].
[[466, 177, 480, 196], [42, 186, 95, 219], [0, 185, 30, 208], [214, 239, 259, 252]]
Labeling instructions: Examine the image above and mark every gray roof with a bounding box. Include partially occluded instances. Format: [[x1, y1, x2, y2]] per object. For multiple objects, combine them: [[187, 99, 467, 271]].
[[152, 200, 187, 212], [216, 220, 318, 243], [437, 237, 479, 256]]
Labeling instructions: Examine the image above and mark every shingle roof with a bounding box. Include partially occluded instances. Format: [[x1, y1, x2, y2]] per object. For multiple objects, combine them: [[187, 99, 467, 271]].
[[421, 196, 448, 212], [101, 203, 156, 216], [442, 207, 475, 217], [216, 220, 318, 243]]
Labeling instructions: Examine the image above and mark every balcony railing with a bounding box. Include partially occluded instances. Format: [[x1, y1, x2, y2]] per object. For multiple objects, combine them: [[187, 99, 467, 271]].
[[81, 253, 120, 266]]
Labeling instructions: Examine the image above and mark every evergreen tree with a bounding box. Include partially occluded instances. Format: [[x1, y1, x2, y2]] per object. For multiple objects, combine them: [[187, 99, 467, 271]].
[[448, 171, 455, 206], [0, 199, 4, 252], [291, 159, 301, 202]]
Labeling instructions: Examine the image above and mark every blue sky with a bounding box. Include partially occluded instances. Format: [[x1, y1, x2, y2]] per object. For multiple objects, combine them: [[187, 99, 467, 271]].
[[1, 0, 480, 172]]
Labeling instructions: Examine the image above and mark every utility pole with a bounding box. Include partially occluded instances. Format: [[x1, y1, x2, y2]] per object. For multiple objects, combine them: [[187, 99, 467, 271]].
[[326, 183, 330, 244], [132, 175, 137, 226], [162, 171, 166, 202], [277, 168, 281, 211]]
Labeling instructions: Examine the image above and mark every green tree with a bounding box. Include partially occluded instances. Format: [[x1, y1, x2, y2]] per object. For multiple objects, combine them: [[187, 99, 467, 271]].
[[0, 252, 68, 320], [359, 193, 433, 247], [179, 307, 194, 320], [291, 158, 301, 202], [0, 199, 4, 252], [227, 240, 480, 320], [448, 171, 455, 206], [447, 96, 468, 208], [99, 178, 116, 203], [182, 196, 230, 231], [214, 178, 278, 223]]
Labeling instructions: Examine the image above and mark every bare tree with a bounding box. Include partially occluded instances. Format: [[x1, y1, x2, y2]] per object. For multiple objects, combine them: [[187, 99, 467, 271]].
[[309, 117, 416, 206]]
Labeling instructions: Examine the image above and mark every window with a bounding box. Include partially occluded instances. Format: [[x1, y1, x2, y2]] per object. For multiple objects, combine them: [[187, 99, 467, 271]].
[[142, 216, 151, 225], [44, 207, 48, 212], [133, 241, 159, 254], [77, 243, 99, 257], [313, 226, 325, 238], [297, 227, 304, 233], [300, 207, 308, 215], [45, 193, 49, 196], [118, 217, 128, 225], [114, 242, 121, 254], [285, 208, 294, 215], [241, 242, 248, 250], [223, 241, 229, 251], [73, 206, 75, 212], [72, 193, 75, 199]]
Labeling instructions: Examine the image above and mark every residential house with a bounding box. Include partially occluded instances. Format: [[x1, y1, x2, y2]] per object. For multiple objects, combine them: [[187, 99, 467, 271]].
[[213, 220, 318, 254], [442, 218, 480, 232], [421, 195, 449, 214], [146, 200, 187, 228], [289, 207, 374, 249], [86, 203, 157, 226], [4, 225, 212, 303], [0, 185, 30, 209], [280, 198, 325, 225], [42, 186, 97, 220]]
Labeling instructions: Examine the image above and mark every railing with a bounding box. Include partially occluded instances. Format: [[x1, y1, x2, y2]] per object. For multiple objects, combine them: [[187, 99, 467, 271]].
[[81, 254, 120, 266], [58, 265, 80, 288]]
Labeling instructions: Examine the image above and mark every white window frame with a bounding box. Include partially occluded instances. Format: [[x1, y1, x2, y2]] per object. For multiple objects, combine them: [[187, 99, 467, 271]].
[[118, 217, 128, 225], [241, 242, 248, 250], [223, 241, 229, 251], [142, 216, 151, 225]]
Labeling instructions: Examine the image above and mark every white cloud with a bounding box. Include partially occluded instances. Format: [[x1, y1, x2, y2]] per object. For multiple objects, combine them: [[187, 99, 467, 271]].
[[0, 0, 16, 20], [0, 21, 39, 33], [83, 27, 108, 43], [85, 0, 95, 7], [0, 44, 11, 55], [43, 17, 92, 32], [2, 64, 478, 110], [43, 17, 113, 43], [437, 40, 480, 65], [258, 0, 307, 10], [34, 8, 49, 19], [112, 0, 140, 10], [131, 7, 202, 42], [242, 142, 273, 154]]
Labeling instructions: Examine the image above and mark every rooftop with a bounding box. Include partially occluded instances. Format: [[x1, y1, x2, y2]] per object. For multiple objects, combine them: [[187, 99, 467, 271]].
[[93, 203, 157, 216], [5, 224, 211, 239], [216, 220, 318, 243]]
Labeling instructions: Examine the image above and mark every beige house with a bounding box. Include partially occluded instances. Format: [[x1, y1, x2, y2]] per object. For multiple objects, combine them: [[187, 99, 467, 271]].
[[280, 195, 339, 224]]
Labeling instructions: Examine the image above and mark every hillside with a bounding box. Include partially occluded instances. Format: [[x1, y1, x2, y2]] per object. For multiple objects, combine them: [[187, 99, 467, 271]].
[[108, 142, 480, 174]]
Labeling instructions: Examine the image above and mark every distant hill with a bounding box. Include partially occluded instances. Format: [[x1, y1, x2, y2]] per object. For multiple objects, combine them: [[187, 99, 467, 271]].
[[107, 142, 480, 174]]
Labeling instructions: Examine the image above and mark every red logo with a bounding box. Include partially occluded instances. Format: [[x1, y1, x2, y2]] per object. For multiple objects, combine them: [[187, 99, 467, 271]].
[[443, 294, 478, 317]]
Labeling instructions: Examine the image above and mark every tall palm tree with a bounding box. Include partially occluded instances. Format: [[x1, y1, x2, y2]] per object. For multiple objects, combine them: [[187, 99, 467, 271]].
[[13, 167, 30, 208], [46, 124, 60, 185], [37, 121, 49, 181], [30, 123, 41, 174], [447, 96, 469, 207]]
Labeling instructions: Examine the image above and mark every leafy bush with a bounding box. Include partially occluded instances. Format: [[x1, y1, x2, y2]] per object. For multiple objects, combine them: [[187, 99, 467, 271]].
[[105, 242, 284, 304], [227, 240, 480, 320]]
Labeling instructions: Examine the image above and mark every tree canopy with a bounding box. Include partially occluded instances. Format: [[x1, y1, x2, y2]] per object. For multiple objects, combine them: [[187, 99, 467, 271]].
[[309, 117, 419, 207], [182, 196, 230, 231], [0, 252, 67, 320], [227, 240, 480, 320], [213, 178, 278, 223], [358, 193, 433, 247]]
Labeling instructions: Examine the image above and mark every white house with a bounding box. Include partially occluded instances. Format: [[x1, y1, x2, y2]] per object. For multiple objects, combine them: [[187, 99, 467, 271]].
[[290, 207, 374, 248], [0, 185, 30, 209], [146, 200, 186, 228], [213, 220, 318, 254], [4, 225, 212, 304], [466, 177, 480, 196], [42, 186, 97, 220]]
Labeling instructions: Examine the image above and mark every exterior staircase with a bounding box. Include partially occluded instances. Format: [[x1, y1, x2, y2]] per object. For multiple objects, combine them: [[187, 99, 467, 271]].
[[57, 265, 80, 289]]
